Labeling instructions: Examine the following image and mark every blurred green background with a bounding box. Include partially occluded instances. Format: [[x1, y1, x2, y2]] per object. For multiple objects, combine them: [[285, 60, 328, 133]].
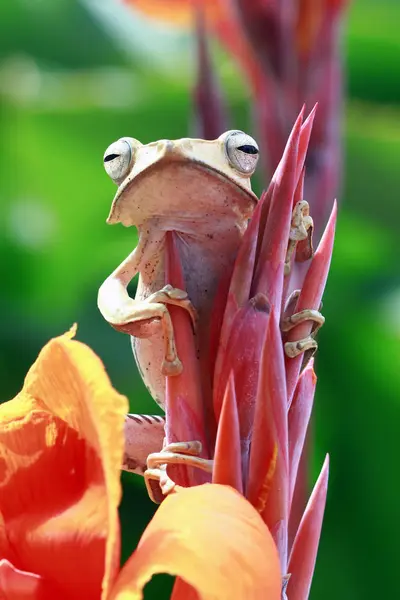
[[0, 0, 398, 597]]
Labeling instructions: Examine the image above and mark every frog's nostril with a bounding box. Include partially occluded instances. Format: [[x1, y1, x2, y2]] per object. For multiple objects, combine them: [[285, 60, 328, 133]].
[[157, 140, 174, 153], [157, 140, 172, 152]]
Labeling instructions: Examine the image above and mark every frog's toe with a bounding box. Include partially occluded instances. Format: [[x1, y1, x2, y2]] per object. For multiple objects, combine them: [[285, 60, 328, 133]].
[[182, 301, 199, 329], [158, 285, 187, 301], [162, 357, 183, 376]]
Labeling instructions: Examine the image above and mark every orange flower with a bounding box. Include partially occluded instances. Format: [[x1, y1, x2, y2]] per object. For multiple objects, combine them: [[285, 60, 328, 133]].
[[0, 328, 281, 599], [125, 0, 219, 26]]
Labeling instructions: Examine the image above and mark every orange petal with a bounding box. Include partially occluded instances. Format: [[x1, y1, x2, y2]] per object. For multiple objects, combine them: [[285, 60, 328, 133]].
[[125, 0, 219, 27], [0, 330, 128, 599], [109, 484, 281, 600]]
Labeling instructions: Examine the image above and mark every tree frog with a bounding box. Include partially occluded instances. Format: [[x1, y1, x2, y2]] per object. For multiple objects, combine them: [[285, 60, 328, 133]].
[[97, 130, 322, 501], [98, 130, 260, 409]]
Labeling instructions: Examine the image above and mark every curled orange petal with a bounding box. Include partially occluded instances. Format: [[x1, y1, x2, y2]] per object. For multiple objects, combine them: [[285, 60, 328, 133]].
[[0, 330, 129, 599], [110, 484, 281, 600], [22, 329, 129, 596]]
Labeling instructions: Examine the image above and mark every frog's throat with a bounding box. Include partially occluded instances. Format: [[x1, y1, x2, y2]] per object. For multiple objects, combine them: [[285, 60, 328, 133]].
[[106, 158, 258, 227]]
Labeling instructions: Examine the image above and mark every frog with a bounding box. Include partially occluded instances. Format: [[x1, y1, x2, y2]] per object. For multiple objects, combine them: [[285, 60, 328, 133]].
[[98, 130, 260, 404], [97, 130, 262, 498], [97, 130, 320, 501]]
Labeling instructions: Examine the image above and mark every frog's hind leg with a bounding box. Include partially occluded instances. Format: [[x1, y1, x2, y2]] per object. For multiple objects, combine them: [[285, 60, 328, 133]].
[[123, 415, 213, 504], [123, 413, 165, 475], [144, 441, 213, 503]]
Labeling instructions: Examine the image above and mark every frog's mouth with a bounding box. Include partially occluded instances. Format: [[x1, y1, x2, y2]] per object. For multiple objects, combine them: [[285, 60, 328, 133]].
[[106, 143, 258, 228]]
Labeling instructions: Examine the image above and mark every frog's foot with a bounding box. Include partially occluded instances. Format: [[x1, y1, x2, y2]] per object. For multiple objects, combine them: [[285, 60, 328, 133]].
[[147, 285, 198, 329], [112, 286, 197, 376], [144, 465, 177, 504], [281, 308, 325, 359], [285, 200, 314, 275], [283, 289, 323, 319], [144, 441, 213, 504], [283, 289, 301, 317], [110, 300, 182, 376], [143, 284, 198, 376]]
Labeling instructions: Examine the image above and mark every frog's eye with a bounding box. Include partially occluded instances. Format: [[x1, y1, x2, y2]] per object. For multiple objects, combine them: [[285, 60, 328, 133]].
[[224, 131, 259, 175], [103, 138, 134, 184]]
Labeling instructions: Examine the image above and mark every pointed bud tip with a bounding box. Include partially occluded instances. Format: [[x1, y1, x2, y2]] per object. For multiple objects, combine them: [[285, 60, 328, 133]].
[[213, 373, 243, 494], [303, 359, 317, 385], [302, 104, 318, 130], [295, 105, 306, 128], [314, 200, 337, 259], [312, 454, 330, 499]]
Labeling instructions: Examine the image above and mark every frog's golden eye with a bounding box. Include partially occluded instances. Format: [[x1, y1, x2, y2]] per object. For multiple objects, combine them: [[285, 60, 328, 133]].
[[224, 131, 259, 175], [103, 138, 135, 184]]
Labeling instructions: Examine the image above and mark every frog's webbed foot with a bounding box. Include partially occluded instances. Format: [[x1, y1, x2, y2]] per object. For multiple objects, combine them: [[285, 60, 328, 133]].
[[144, 285, 198, 376], [147, 284, 198, 330], [110, 285, 198, 377], [282, 201, 323, 363], [281, 290, 325, 361], [285, 200, 313, 276], [144, 441, 213, 504], [282, 309, 324, 358]]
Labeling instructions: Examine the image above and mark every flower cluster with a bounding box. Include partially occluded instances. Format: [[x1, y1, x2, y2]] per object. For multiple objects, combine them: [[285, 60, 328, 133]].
[[152, 107, 336, 599], [0, 327, 280, 599]]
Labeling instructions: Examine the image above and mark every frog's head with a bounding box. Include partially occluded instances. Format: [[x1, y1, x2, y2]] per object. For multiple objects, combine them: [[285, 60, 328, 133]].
[[103, 131, 260, 227]]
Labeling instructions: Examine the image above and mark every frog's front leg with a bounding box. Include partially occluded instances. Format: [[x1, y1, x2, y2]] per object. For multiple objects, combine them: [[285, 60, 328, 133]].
[[114, 294, 194, 376], [142, 284, 198, 375], [284, 200, 313, 275], [98, 232, 197, 376], [282, 202, 325, 360]]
